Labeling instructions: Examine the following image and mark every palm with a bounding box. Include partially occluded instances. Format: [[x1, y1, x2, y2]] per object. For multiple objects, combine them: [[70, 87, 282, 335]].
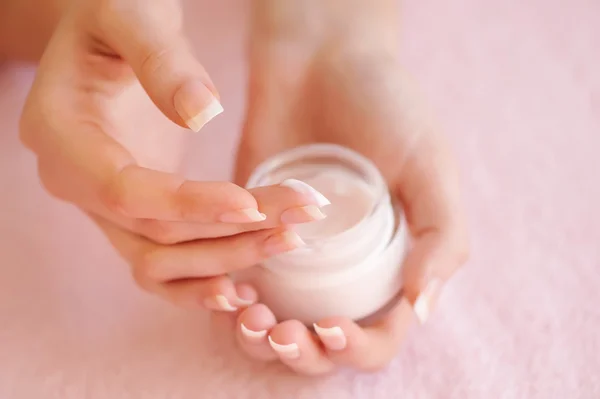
[[236, 51, 465, 315]]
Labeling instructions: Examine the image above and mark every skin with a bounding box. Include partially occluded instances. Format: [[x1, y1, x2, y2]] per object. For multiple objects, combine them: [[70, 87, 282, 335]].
[[3, 0, 469, 374], [232, 0, 469, 373]]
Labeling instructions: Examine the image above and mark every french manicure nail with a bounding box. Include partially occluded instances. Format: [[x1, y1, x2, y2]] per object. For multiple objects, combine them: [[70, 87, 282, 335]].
[[268, 336, 300, 359], [240, 323, 267, 339], [280, 179, 331, 207], [413, 279, 443, 324], [280, 205, 327, 224], [264, 230, 306, 256], [204, 295, 237, 312], [234, 296, 255, 307], [219, 208, 266, 223], [174, 81, 224, 132], [313, 324, 347, 351]]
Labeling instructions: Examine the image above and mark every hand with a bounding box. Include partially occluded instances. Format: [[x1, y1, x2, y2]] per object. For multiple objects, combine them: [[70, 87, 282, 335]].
[[18, 0, 327, 310], [232, 3, 469, 374]]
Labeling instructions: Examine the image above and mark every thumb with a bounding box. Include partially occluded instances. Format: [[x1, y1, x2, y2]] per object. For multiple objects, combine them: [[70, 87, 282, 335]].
[[101, 3, 223, 132]]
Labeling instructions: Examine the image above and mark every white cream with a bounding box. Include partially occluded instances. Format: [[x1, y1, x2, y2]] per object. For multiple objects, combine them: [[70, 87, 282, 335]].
[[235, 144, 408, 325], [291, 171, 373, 239]]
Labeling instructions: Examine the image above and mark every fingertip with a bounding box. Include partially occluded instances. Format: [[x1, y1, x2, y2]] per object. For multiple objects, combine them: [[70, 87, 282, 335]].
[[173, 80, 223, 132], [236, 304, 278, 361], [314, 315, 402, 372], [218, 208, 266, 224], [269, 320, 335, 375], [234, 283, 258, 307], [268, 320, 306, 360], [313, 323, 347, 351], [204, 295, 238, 312], [178, 181, 261, 223], [410, 278, 444, 324], [199, 275, 239, 312], [238, 304, 277, 334], [314, 317, 365, 352]]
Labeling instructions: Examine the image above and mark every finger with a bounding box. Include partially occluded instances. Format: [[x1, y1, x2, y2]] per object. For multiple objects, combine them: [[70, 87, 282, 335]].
[[91, 212, 302, 290], [32, 120, 267, 223], [101, 166, 266, 223], [400, 234, 459, 324], [155, 277, 258, 311], [394, 132, 469, 322], [267, 320, 335, 376], [138, 228, 305, 282], [314, 298, 415, 371], [98, 0, 221, 131], [122, 179, 332, 244], [248, 178, 331, 228], [236, 304, 279, 362]]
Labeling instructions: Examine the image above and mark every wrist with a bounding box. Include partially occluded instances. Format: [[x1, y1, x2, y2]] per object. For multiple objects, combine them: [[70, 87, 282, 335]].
[[251, 0, 400, 51], [249, 0, 400, 76]]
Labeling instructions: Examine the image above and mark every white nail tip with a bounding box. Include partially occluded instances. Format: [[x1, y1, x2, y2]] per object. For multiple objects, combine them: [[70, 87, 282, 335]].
[[240, 323, 267, 339], [303, 205, 327, 220], [241, 208, 267, 221], [413, 295, 430, 324], [281, 230, 306, 248], [186, 98, 224, 132], [412, 280, 442, 324], [235, 297, 255, 306], [215, 295, 237, 312], [313, 324, 344, 338], [280, 179, 331, 207], [268, 336, 300, 358]]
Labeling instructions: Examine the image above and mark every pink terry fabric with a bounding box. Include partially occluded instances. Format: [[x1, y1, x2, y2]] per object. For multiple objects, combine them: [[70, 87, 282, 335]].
[[0, 0, 598, 398]]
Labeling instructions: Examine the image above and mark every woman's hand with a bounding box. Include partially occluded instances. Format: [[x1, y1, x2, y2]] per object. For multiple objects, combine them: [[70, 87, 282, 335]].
[[233, 0, 469, 373], [18, 0, 328, 310]]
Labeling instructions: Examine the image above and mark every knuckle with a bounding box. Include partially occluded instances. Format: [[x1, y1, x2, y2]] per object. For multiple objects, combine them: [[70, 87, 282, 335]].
[[136, 219, 180, 245], [138, 47, 172, 80], [99, 166, 134, 216]]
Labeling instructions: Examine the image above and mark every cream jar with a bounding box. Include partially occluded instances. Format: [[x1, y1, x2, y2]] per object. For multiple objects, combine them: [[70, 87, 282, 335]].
[[236, 144, 408, 325]]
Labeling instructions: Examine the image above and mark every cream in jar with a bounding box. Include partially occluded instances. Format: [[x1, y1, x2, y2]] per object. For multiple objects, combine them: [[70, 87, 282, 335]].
[[235, 144, 408, 325]]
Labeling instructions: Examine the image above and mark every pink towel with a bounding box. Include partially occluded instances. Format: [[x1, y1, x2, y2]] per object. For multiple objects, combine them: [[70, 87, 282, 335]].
[[0, 0, 598, 397]]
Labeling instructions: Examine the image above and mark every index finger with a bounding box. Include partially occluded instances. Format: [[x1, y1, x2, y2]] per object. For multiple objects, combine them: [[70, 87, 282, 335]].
[[33, 119, 266, 223]]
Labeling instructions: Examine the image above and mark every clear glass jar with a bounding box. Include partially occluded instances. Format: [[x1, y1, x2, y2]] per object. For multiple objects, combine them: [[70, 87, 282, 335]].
[[235, 144, 408, 325]]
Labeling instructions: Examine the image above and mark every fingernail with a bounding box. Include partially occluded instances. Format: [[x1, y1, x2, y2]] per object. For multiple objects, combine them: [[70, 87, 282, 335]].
[[268, 336, 300, 359], [219, 208, 266, 223], [234, 296, 255, 307], [240, 323, 267, 340], [174, 81, 224, 132], [412, 279, 443, 324], [280, 205, 327, 224], [264, 230, 305, 256], [204, 295, 237, 312], [313, 324, 347, 351], [280, 179, 331, 207]]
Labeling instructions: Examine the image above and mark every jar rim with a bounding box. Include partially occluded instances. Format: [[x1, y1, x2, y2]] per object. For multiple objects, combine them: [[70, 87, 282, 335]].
[[245, 143, 389, 244]]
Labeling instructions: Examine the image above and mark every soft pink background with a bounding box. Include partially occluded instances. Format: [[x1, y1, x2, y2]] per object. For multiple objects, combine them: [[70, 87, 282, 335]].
[[1, 0, 599, 398]]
